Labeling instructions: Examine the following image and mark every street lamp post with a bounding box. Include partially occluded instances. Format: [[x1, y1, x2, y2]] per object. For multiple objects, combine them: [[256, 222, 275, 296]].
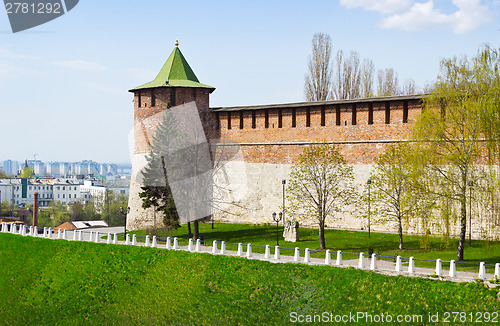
[[367, 179, 371, 238], [468, 181, 473, 246], [273, 212, 282, 246], [282, 180, 286, 223], [120, 206, 130, 238]]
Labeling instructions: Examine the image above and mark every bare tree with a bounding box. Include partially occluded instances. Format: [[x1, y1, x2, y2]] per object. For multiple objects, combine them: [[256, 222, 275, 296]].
[[286, 143, 355, 249], [305, 33, 333, 101], [333, 50, 361, 100], [377, 68, 400, 96], [402, 78, 418, 95], [360, 58, 375, 98]]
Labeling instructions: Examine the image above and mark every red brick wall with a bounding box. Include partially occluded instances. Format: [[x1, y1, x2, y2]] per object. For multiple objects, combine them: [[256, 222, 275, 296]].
[[213, 99, 422, 164], [133, 87, 214, 152]]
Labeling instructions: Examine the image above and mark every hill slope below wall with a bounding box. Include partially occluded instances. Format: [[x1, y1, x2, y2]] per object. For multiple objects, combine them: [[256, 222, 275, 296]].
[[0, 234, 498, 325]]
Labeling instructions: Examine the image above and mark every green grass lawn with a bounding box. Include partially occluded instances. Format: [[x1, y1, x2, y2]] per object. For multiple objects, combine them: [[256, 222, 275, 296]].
[[124, 222, 500, 274], [0, 233, 499, 326]]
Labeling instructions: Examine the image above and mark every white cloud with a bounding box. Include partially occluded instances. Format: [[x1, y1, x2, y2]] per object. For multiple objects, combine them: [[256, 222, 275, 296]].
[[381, 0, 493, 33], [341, 0, 495, 33], [340, 0, 413, 14], [53, 60, 108, 71]]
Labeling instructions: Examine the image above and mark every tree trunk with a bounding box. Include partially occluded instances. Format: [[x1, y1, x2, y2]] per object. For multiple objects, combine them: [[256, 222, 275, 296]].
[[398, 215, 404, 250], [457, 196, 467, 261], [193, 220, 199, 240], [319, 221, 326, 249], [187, 222, 192, 239]]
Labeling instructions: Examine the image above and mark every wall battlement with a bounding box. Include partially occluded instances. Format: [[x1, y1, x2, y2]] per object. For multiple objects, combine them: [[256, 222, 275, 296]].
[[210, 95, 424, 164]]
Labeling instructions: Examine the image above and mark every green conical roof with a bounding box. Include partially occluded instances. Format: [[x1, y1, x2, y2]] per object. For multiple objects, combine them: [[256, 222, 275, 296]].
[[129, 45, 215, 92]]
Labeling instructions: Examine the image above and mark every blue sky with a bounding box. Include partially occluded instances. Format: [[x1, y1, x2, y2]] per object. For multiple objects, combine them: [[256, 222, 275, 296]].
[[0, 0, 499, 163]]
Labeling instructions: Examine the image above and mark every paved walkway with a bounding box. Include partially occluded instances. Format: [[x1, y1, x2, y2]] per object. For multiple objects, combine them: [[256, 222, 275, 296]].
[[3, 224, 498, 286]]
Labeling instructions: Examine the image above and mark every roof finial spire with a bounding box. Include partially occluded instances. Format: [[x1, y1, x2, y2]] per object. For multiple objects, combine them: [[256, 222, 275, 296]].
[[175, 39, 179, 47]]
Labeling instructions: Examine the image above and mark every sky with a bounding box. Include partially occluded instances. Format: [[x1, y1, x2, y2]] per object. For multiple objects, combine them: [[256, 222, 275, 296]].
[[0, 0, 499, 164]]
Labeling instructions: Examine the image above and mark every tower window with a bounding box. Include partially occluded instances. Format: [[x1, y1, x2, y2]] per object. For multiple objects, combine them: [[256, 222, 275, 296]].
[[385, 102, 390, 124], [227, 112, 232, 130], [292, 108, 296, 128], [278, 109, 283, 128], [151, 89, 156, 107], [265, 109, 269, 128], [252, 111, 256, 129], [239, 111, 244, 129], [137, 92, 141, 108], [321, 107, 326, 126], [368, 102, 374, 125], [336, 105, 341, 126], [403, 100, 409, 123], [352, 104, 357, 125], [306, 108, 311, 127]]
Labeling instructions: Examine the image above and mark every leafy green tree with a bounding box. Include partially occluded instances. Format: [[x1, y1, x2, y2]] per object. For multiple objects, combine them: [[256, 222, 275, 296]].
[[412, 47, 492, 261], [287, 143, 355, 249], [367, 143, 429, 250], [19, 166, 34, 178]]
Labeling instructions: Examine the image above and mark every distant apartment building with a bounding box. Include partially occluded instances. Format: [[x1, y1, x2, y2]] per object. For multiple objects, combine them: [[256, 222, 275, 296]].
[[0, 177, 128, 208], [2, 160, 19, 176]]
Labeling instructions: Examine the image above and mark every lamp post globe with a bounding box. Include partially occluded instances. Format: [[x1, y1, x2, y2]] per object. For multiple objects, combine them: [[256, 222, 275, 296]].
[[272, 212, 282, 246]]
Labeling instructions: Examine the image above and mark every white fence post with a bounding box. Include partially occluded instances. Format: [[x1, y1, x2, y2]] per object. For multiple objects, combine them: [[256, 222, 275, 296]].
[[96, 232, 101, 243], [336, 250, 342, 266], [478, 262, 486, 280], [188, 238, 193, 252], [88, 231, 93, 242], [33, 226, 38, 237], [173, 237, 179, 250], [237, 243, 243, 256], [195, 239, 201, 252], [449, 260, 456, 278], [166, 237, 171, 249], [246, 244, 252, 258], [264, 245, 270, 259], [212, 240, 217, 254], [293, 247, 300, 262], [152, 236, 157, 248], [220, 241, 226, 254], [107, 233, 111, 244], [435, 259, 442, 277], [125, 234, 131, 245], [395, 256, 402, 273], [274, 246, 280, 260], [370, 253, 377, 271], [77, 230, 82, 241], [358, 253, 365, 269], [495, 263, 500, 279], [72, 230, 77, 241], [325, 250, 331, 265], [113, 233, 118, 245], [145, 235, 150, 247], [408, 257, 415, 274], [304, 248, 310, 263], [58, 229, 62, 239], [62, 229, 67, 240], [132, 234, 137, 246]]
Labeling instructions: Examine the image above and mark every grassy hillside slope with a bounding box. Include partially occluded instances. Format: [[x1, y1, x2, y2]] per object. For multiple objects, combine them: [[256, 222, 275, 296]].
[[0, 233, 498, 325]]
